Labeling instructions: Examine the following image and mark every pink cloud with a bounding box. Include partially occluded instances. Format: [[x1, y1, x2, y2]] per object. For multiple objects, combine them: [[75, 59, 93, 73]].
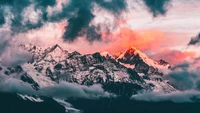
[[151, 49, 196, 65]]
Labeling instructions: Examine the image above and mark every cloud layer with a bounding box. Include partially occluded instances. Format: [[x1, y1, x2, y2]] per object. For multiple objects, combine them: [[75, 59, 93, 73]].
[[0, 0, 172, 43], [132, 90, 200, 103], [0, 76, 113, 99]]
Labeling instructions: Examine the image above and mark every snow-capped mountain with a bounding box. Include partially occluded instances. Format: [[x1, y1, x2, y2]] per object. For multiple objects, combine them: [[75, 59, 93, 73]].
[[0, 44, 176, 97], [114, 47, 170, 74], [109, 47, 174, 93]]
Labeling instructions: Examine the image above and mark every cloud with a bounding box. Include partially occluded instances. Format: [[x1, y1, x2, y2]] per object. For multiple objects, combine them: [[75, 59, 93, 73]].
[[131, 90, 200, 103], [151, 49, 195, 65], [0, 0, 128, 42], [0, 0, 173, 43], [164, 60, 200, 91], [103, 28, 166, 53], [143, 0, 171, 17], [188, 33, 200, 46], [0, 76, 36, 94], [0, 9, 5, 26], [0, 76, 113, 99], [63, 6, 95, 42], [170, 62, 190, 71], [165, 71, 198, 91], [0, 31, 10, 54], [40, 82, 112, 99], [0, 45, 32, 67]]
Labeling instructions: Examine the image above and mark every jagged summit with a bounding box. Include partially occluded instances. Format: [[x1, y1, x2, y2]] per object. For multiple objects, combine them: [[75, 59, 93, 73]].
[[100, 51, 114, 59], [114, 47, 170, 70], [113, 51, 124, 59], [44, 44, 64, 53]]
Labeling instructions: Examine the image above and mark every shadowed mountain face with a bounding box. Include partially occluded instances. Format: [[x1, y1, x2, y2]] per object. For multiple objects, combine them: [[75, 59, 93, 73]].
[[0, 92, 66, 113], [67, 97, 200, 113], [1, 92, 200, 113]]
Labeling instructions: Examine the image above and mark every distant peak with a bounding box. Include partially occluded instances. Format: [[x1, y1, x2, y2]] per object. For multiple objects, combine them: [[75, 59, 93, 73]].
[[123, 47, 141, 56], [52, 44, 62, 50], [113, 51, 124, 59], [128, 46, 138, 50], [44, 44, 64, 53], [100, 51, 114, 59]]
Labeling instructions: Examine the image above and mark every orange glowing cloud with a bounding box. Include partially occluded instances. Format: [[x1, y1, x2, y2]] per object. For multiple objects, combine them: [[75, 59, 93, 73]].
[[103, 28, 166, 53], [151, 49, 196, 65]]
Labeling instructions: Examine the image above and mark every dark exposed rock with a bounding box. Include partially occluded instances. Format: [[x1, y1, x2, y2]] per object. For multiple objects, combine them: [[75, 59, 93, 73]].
[[92, 52, 106, 63], [4, 71, 10, 75], [20, 73, 40, 90], [35, 66, 43, 73], [54, 64, 63, 70], [127, 68, 144, 83], [46, 67, 54, 80], [103, 82, 144, 96]]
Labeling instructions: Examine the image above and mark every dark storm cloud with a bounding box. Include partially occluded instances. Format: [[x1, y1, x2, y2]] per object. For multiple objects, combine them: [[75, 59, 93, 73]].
[[35, 0, 57, 7], [86, 25, 102, 42], [59, 0, 127, 42], [0, 0, 127, 42], [0, 9, 5, 26], [0, 0, 57, 33], [188, 33, 200, 46], [143, 0, 171, 17], [95, 0, 127, 14], [0, 0, 172, 42], [63, 7, 95, 42]]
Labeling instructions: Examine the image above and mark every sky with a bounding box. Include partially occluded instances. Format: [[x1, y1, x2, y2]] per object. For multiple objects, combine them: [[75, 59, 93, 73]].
[[0, 0, 200, 65]]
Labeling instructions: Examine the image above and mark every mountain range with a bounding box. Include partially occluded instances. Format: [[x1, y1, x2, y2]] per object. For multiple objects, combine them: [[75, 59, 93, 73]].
[[1, 44, 176, 95], [2, 44, 200, 113]]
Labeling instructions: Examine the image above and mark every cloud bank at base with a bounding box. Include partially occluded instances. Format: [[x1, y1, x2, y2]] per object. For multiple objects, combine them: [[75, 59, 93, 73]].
[[0, 76, 113, 99], [131, 90, 200, 103]]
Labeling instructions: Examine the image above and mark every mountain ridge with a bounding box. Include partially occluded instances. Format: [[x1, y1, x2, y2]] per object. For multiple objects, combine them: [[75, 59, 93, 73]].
[[0, 44, 176, 97]]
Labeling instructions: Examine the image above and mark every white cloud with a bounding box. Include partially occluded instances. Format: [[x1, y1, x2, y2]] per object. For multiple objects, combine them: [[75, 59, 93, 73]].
[[131, 90, 200, 103]]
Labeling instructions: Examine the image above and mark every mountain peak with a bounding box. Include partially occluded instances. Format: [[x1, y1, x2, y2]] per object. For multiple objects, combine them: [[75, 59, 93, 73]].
[[128, 46, 138, 51], [124, 47, 141, 56], [125, 47, 137, 55], [114, 47, 170, 72], [44, 44, 65, 54], [113, 51, 124, 59], [100, 51, 114, 59]]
